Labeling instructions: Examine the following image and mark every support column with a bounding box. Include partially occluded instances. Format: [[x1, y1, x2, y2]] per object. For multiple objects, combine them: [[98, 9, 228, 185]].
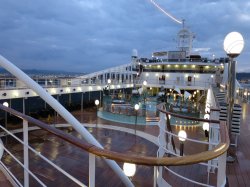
[[69, 93, 71, 105], [81, 92, 84, 122], [23, 98, 29, 187], [89, 153, 95, 187]]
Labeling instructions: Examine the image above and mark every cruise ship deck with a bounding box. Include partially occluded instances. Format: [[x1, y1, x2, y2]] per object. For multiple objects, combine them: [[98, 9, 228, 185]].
[[0, 22, 246, 186], [0, 98, 248, 187]]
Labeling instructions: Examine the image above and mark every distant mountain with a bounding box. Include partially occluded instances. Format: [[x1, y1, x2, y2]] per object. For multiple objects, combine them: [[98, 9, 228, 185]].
[[236, 72, 250, 80], [0, 68, 85, 76]]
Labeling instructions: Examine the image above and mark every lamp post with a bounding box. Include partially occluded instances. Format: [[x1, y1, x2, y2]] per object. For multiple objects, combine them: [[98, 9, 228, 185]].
[[178, 130, 187, 156], [3, 102, 9, 144], [123, 162, 136, 180], [95, 99, 99, 129], [210, 75, 214, 84], [134, 104, 139, 135], [224, 32, 244, 162], [3, 102, 9, 129], [142, 80, 148, 104], [107, 79, 111, 96], [203, 122, 209, 138], [223, 32, 244, 162]]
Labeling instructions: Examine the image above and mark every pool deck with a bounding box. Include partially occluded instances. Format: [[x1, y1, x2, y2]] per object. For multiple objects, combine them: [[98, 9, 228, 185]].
[[1, 101, 250, 186]]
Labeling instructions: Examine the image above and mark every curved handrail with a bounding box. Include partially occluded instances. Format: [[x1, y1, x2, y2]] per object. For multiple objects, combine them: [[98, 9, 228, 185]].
[[0, 104, 229, 167], [157, 124, 217, 145], [157, 103, 220, 124]]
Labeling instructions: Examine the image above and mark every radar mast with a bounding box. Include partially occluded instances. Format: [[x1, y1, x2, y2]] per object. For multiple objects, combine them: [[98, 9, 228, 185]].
[[177, 19, 195, 56]]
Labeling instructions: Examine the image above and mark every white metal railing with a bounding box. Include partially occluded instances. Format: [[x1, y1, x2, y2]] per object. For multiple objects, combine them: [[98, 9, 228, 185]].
[[163, 165, 214, 187], [0, 55, 133, 187], [157, 124, 217, 146], [156, 104, 227, 187], [0, 124, 87, 187], [0, 77, 134, 90], [0, 63, 136, 91], [156, 135, 218, 168], [0, 80, 134, 100], [237, 86, 250, 102], [136, 78, 210, 89]]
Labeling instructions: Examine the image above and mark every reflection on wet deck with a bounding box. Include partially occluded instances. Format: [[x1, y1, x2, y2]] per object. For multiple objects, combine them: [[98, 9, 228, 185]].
[[1, 100, 250, 186]]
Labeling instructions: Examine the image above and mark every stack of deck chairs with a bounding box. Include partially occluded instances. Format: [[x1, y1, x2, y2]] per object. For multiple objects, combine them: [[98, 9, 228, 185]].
[[216, 91, 241, 146]]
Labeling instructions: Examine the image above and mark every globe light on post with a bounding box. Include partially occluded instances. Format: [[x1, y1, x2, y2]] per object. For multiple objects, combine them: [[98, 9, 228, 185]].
[[202, 122, 209, 138], [95, 99, 99, 106], [211, 75, 214, 84], [204, 113, 210, 120], [123, 163, 136, 178], [223, 32, 244, 58], [224, 32, 244, 163], [3, 102, 9, 143], [178, 130, 187, 156], [134, 104, 139, 136], [134, 104, 139, 111], [107, 79, 111, 95], [95, 99, 99, 128], [142, 80, 148, 104]]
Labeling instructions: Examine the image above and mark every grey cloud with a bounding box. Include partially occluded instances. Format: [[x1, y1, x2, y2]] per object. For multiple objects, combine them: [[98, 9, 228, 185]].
[[0, 0, 249, 72]]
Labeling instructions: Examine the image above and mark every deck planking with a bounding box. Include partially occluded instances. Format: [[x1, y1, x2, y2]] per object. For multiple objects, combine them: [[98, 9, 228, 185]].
[[2, 101, 250, 186], [1, 127, 157, 187]]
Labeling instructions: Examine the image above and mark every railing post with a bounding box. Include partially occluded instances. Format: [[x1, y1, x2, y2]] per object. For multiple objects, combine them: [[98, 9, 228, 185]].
[[23, 119, 29, 187], [89, 153, 95, 187], [156, 110, 167, 187], [217, 152, 227, 187], [153, 166, 157, 187], [23, 97, 29, 187]]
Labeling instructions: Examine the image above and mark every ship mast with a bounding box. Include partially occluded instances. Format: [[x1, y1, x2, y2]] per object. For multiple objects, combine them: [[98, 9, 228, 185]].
[[177, 19, 195, 56]]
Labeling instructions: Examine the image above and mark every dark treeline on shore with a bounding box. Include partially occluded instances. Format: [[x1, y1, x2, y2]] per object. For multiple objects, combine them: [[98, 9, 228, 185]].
[[237, 72, 250, 80]]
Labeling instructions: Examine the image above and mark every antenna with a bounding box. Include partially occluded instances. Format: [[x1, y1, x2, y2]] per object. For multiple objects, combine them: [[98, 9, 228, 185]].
[[150, 0, 182, 25], [182, 19, 185, 29]]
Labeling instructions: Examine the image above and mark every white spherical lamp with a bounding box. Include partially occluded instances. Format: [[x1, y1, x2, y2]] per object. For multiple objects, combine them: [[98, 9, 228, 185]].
[[123, 163, 136, 177], [223, 32, 244, 58], [202, 122, 209, 132], [143, 80, 147, 86], [204, 113, 210, 120], [178, 130, 187, 142], [95, 99, 99, 106], [3, 102, 9, 107], [107, 79, 111, 84], [134, 104, 139, 111]]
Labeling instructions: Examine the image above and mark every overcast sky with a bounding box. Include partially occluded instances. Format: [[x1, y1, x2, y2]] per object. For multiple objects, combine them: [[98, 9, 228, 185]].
[[0, 0, 249, 73]]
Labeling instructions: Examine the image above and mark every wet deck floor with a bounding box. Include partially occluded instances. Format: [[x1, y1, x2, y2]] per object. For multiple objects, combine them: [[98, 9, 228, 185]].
[[1, 102, 250, 186]]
